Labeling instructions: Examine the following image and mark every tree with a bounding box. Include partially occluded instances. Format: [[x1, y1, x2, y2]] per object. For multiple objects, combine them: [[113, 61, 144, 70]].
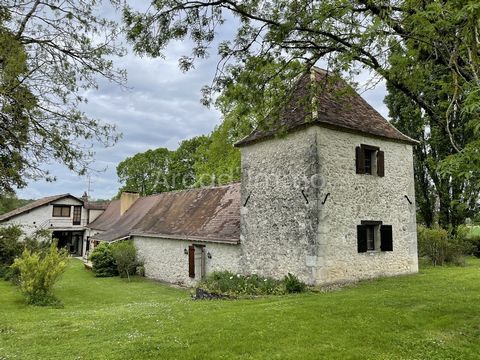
[[116, 147, 172, 196], [0, 192, 33, 215], [193, 115, 251, 186], [123, 0, 480, 198], [0, 1, 125, 193], [169, 135, 211, 189], [111, 240, 137, 280]]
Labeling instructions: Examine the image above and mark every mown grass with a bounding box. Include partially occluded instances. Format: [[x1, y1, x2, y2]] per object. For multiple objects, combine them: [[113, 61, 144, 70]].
[[1, 259, 480, 359]]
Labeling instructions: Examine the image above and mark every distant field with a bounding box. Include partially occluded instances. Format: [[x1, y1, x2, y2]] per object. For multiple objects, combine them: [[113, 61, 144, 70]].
[[468, 226, 480, 238], [1, 259, 480, 359]]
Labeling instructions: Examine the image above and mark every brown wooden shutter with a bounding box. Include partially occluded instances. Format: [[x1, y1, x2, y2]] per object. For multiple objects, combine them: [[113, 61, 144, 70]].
[[377, 151, 385, 177], [357, 225, 367, 253], [380, 225, 393, 251], [356, 146, 365, 174], [188, 245, 195, 278]]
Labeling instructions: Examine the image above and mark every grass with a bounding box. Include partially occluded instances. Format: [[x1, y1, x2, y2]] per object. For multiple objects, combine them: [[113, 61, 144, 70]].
[[467, 225, 480, 238], [1, 260, 480, 360]]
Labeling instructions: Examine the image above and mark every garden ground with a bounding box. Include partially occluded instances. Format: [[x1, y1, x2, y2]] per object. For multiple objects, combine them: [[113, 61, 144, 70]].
[[1, 259, 480, 359]]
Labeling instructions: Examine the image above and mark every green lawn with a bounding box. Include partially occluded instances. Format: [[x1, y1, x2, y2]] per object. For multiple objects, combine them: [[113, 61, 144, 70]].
[[1, 260, 480, 360]]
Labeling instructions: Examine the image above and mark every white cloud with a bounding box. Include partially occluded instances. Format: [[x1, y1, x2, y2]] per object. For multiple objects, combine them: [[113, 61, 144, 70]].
[[16, 5, 389, 200]]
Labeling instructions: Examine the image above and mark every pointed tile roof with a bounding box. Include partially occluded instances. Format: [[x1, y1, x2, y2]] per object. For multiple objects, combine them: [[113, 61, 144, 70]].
[[235, 67, 418, 147]]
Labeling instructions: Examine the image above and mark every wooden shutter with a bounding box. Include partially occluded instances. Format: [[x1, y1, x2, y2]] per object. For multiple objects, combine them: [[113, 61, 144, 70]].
[[357, 225, 367, 253], [188, 245, 195, 278], [377, 151, 385, 177], [380, 225, 393, 251], [356, 146, 365, 174]]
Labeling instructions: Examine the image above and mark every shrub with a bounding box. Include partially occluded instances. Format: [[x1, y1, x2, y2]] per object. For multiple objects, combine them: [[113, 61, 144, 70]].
[[456, 225, 480, 258], [284, 273, 306, 293], [0, 225, 24, 269], [89, 243, 118, 277], [11, 244, 68, 306], [111, 241, 138, 280], [199, 271, 286, 296], [417, 226, 471, 266], [0, 227, 53, 280]]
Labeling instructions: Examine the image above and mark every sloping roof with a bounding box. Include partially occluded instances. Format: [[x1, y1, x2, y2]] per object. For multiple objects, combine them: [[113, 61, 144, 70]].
[[235, 67, 418, 147], [84, 202, 109, 211], [0, 194, 82, 222], [90, 197, 157, 241], [87, 200, 121, 231], [91, 183, 241, 244], [131, 183, 240, 244]]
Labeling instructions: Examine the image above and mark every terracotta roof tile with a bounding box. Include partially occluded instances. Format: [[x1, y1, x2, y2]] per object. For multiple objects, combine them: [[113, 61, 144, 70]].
[[90, 183, 240, 244], [235, 67, 418, 147]]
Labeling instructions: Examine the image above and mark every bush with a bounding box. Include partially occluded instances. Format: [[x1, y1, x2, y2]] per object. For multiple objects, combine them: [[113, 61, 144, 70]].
[[0, 225, 24, 269], [0, 226, 53, 281], [11, 244, 68, 306], [89, 243, 118, 277], [199, 271, 306, 296], [284, 273, 306, 293], [111, 241, 138, 280], [417, 226, 470, 266], [456, 225, 480, 257]]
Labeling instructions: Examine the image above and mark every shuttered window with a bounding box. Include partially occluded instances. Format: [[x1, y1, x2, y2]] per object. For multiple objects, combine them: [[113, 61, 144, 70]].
[[355, 145, 384, 177], [357, 222, 393, 252], [380, 225, 393, 251], [357, 225, 367, 253]]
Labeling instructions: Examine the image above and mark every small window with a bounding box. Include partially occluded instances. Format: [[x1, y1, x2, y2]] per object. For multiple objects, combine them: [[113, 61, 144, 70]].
[[52, 205, 71, 217], [356, 144, 384, 177], [72, 206, 82, 225], [357, 222, 393, 253]]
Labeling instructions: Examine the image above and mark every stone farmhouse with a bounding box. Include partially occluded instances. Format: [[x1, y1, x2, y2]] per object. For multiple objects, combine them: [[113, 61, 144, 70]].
[[0, 68, 418, 286]]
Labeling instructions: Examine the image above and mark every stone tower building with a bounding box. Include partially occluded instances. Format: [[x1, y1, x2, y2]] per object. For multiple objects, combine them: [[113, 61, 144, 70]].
[[236, 68, 418, 285]]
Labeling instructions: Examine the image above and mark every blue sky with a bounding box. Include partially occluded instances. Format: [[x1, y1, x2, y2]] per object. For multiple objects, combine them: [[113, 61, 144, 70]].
[[16, 3, 389, 200]]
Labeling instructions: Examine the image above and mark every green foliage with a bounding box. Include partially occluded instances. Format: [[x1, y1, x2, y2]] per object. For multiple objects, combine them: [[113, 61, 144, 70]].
[[1, 2, 125, 192], [89, 243, 118, 278], [117, 147, 172, 196], [168, 136, 211, 189], [0, 225, 24, 268], [283, 273, 306, 294], [111, 241, 138, 280], [456, 225, 480, 258], [0, 226, 52, 281], [124, 0, 480, 228], [0, 193, 33, 215], [11, 244, 68, 306], [199, 271, 285, 296], [417, 226, 469, 266], [193, 119, 242, 186], [199, 271, 306, 296]]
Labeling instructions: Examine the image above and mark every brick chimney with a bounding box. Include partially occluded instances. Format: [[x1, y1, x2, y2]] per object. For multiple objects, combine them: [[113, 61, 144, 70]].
[[120, 191, 140, 216]]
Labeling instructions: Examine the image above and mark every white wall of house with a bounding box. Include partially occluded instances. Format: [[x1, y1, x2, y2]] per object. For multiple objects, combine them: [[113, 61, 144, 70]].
[[88, 209, 104, 224], [0, 198, 86, 236], [134, 236, 242, 287], [239, 125, 418, 286], [315, 126, 418, 284]]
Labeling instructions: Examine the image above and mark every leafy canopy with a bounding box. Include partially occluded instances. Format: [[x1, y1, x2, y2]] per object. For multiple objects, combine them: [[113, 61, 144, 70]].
[[123, 0, 480, 178], [0, 1, 126, 192]]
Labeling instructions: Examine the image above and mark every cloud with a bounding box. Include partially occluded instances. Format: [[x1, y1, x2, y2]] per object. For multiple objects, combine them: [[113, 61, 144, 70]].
[[16, 5, 390, 200]]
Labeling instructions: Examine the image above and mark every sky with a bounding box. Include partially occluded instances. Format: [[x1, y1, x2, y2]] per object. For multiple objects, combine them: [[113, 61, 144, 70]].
[[16, 3, 389, 201]]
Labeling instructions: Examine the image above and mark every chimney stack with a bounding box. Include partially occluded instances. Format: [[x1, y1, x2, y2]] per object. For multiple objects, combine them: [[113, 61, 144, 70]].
[[120, 191, 140, 216]]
